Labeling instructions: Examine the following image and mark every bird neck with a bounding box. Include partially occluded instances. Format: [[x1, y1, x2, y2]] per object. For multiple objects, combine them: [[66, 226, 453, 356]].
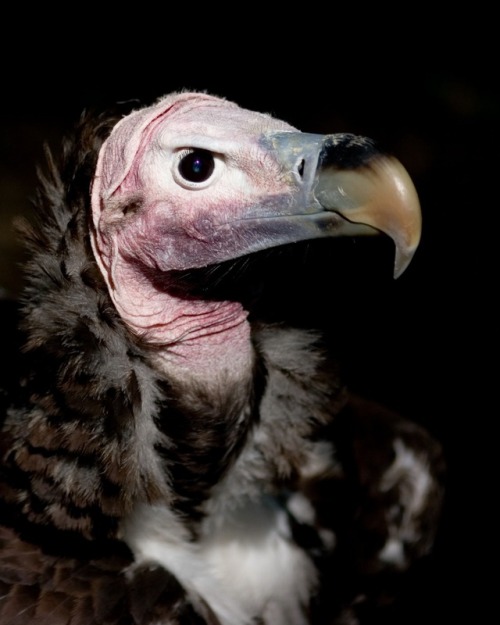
[[151, 301, 254, 387], [107, 261, 254, 386]]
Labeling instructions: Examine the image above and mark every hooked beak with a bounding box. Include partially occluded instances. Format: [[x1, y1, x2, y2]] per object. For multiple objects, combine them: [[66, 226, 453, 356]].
[[267, 132, 422, 278]]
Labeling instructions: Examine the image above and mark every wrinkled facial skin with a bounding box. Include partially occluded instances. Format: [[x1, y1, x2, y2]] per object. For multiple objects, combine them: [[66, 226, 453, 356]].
[[91, 93, 302, 277]]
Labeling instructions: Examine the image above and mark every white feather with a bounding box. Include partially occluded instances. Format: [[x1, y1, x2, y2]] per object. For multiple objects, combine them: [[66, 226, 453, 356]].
[[121, 497, 317, 625], [378, 437, 434, 567]]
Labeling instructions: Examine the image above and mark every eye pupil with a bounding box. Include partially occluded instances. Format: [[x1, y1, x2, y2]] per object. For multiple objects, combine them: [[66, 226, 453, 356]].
[[178, 149, 215, 183]]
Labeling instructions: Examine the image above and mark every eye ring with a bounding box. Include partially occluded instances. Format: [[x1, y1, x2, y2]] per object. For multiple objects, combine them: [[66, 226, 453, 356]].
[[173, 148, 222, 189]]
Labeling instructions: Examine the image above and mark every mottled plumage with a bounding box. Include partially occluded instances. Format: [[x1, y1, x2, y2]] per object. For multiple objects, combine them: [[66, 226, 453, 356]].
[[0, 93, 445, 624]]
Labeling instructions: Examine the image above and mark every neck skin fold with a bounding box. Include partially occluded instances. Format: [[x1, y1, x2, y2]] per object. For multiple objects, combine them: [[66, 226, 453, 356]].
[[103, 256, 255, 387]]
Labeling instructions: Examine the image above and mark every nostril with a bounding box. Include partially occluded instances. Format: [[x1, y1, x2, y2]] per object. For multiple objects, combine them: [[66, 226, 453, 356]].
[[297, 159, 305, 178]]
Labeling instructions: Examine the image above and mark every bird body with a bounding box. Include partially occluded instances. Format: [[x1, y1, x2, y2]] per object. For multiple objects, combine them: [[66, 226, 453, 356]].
[[0, 92, 444, 624]]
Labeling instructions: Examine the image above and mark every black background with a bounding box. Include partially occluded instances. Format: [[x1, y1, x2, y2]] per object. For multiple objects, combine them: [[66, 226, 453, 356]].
[[0, 14, 496, 623]]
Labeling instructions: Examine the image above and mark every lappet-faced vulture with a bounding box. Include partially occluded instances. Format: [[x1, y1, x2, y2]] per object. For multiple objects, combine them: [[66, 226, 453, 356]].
[[0, 92, 444, 625]]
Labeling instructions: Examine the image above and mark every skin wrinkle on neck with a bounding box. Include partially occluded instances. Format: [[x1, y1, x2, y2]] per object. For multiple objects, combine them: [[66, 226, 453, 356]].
[[105, 253, 253, 384], [151, 312, 254, 388]]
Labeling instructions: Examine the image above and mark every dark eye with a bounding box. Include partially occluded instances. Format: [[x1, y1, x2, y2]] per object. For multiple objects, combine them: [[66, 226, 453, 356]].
[[178, 149, 215, 183]]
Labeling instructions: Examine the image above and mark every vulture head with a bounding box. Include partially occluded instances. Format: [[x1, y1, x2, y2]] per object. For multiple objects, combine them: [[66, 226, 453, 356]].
[[0, 92, 444, 625], [90, 91, 420, 385]]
